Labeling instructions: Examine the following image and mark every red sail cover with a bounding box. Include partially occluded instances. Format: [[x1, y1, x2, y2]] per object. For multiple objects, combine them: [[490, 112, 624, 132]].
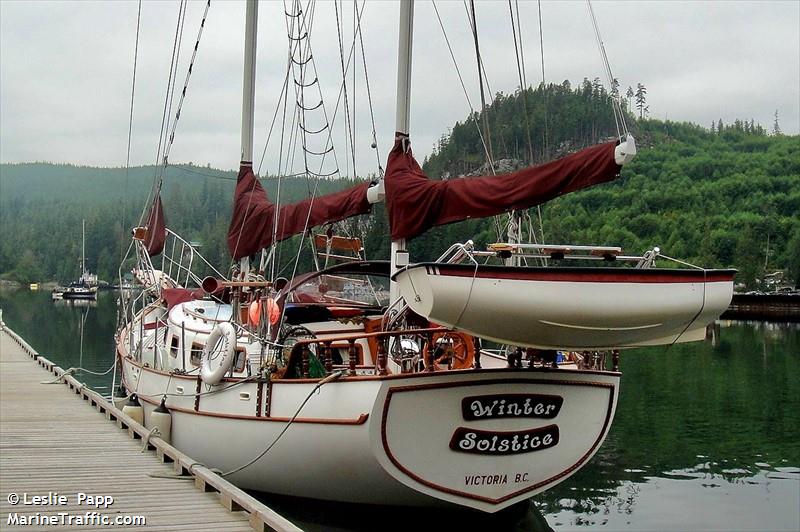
[[385, 138, 622, 240], [145, 194, 166, 256], [227, 165, 372, 259]]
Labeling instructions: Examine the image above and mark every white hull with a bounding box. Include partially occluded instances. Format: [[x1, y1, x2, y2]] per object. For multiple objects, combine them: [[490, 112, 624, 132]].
[[395, 264, 735, 349], [120, 345, 618, 512]]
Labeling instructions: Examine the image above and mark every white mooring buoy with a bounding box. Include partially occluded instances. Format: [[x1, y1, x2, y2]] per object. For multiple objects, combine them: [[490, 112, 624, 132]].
[[122, 393, 144, 425], [149, 397, 172, 444]]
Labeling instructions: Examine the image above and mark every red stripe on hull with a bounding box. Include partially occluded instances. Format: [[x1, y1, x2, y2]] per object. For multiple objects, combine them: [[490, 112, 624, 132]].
[[422, 264, 736, 284]]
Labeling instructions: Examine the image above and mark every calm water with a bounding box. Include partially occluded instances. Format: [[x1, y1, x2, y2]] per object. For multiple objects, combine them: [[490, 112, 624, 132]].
[[1, 289, 798, 531]]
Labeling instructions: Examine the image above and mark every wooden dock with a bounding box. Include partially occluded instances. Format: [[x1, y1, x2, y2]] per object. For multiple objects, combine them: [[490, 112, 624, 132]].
[[0, 320, 301, 532], [721, 292, 800, 322]]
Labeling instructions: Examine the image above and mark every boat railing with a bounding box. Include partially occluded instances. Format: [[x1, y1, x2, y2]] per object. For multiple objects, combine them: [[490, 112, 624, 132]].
[[120, 229, 228, 330], [480, 346, 618, 372], [160, 229, 228, 290], [285, 327, 449, 378], [283, 327, 621, 378], [473, 243, 665, 267]]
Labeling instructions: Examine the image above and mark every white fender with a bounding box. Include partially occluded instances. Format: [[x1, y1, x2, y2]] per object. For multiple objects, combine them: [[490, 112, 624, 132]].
[[201, 322, 237, 385]]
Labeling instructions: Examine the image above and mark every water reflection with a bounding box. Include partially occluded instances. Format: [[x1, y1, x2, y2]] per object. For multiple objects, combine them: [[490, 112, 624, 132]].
[[536, 320, 800, 530], [0, 288, 117, 391], [52, 298, 98, 308], [0, 289, 797, 531], [252, 495, 554, 532]]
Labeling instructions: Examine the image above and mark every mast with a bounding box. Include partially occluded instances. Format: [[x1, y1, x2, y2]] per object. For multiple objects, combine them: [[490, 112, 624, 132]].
[[240, 0, 258, 166], [390, 0, 414, 304], [81, 219, 86, 276], [239, 0, 258, 273]]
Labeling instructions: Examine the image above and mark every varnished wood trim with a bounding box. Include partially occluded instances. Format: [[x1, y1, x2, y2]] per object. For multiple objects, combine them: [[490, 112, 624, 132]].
[[255, 380, 264, 418], [122, 350, 620, 384]]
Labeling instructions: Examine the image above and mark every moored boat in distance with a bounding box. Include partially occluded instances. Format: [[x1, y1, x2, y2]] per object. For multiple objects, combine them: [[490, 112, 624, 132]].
[[54, 220, 98, 301]]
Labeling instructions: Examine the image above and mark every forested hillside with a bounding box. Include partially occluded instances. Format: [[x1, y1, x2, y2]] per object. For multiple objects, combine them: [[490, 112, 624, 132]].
[[1, 80, 797, 288]]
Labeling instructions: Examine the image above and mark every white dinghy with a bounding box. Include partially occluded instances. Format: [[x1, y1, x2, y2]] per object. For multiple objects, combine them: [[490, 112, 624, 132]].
[[395, 261, 735, 349]]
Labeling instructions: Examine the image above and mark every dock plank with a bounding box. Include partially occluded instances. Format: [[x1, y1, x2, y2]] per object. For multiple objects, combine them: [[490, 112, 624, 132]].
[[0, 323, 300, 532]]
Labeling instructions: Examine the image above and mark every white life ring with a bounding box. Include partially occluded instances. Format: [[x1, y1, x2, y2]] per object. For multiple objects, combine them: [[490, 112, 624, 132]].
[[201, 322, 237, 385]]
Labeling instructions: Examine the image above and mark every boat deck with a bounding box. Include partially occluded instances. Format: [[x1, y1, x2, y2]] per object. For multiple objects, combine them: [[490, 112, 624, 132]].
[[0, 320, 299, 532]]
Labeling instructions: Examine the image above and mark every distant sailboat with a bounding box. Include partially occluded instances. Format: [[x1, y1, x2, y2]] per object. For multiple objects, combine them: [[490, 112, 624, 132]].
[[53, 220, 97, 301]]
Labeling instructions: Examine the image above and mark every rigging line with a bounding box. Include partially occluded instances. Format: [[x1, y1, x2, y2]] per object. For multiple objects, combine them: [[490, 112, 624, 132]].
[[586, 0, 626, 137], [296, 99, 324, 112], [160, 0, 188, 170], [230, 33, 291, 267], [219, 370, 344, 477], [122, 0, 142, 264], [431, 1, 494, 175], [300, 0, 367, 181], [462, 1, 496, 125], [162, 0, 213, 165], [278, 0, 298, 180], [290, 0, 313, 183], [536, 0, 548, 158], [515, 0, 528, 90], [298, 123, 330, 135], [314, 4, 364, 179], [535, 0, 547, 249], [536, 0, 545, 86], [267, 0, 303, 278], [172, 165, 236, 180], [352, 0, 357, 179], [282, 0, 341, 301], [507, 0, 551, 250], [299, 1, 344, 180], [507, 0, 533, 165], [334, 0, 353, 179], [468, 0, 494, 163], [264, 51, 294, 280], [256, 62, 292, 174], [507, 1, 542, 260], [465, 0, 504, 240], [140, 0, 186, 226], [296, 2, 314, 181], [289, 54, 314, 66], [355, 2, 382, 174]]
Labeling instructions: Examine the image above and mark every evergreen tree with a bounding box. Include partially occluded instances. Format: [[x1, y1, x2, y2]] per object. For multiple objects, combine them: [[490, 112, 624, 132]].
[[625, 86, 634, 113], [787, 228, 800, 288], [610, 78, 620, 100], [734, 225, 763, 289], [635, 83, 647, 119]]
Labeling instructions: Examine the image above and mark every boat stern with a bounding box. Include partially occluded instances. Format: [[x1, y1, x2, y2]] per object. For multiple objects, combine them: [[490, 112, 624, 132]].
[[368, 369, 619, 512]]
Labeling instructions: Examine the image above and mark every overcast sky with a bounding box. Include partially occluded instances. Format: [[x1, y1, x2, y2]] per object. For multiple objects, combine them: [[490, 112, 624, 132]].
[[1, 0, 798, 176]]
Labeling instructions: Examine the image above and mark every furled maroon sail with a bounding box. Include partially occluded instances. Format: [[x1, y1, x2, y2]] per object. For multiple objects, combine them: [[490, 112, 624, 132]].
[[227, 165, 275, 260], [384, 137, 622, 240], [273, 182, 371, 245], [144, 193, 166, 256], [227, 165, 372, 260]]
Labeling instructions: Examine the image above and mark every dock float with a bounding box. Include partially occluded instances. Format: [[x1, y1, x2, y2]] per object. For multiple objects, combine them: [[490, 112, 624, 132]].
[[0, 319, 301, 532]]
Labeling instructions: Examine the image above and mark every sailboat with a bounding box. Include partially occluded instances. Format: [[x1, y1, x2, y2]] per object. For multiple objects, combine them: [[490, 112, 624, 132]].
[[54, 220, 98, 301], [115, 0, 734, 513]]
